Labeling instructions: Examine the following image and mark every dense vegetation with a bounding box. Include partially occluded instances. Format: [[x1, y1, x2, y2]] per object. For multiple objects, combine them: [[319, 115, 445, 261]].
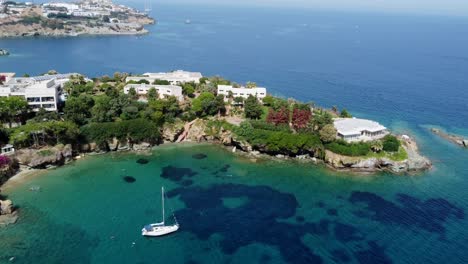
[[0, 72, 404, 161]]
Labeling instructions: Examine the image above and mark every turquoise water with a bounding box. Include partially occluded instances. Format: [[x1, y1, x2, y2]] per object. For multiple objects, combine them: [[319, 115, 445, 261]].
[[1, 1, 468, 263], [1, 142, 467, 264]]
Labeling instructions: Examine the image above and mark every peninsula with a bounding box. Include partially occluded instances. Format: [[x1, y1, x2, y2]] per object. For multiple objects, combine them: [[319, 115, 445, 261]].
[[0, 0, 154, 37], [0, 70, 433, 225]]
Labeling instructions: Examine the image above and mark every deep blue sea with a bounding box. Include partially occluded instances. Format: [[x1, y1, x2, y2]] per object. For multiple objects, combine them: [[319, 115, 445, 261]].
[[1, 2, 468, 263]]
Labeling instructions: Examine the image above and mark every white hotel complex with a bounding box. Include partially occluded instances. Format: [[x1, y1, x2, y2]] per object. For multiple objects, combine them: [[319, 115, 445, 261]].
[[0, 73, 77, 111], [333, 118, 389, 142], [217, 85, 267, 101], [123, 84, 183, 100], [126, 70, 203, 85]]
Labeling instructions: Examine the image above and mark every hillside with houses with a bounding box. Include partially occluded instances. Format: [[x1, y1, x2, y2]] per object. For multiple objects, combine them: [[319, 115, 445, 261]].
[[0, 0, 154, 37], [0, 70, 431, 183]]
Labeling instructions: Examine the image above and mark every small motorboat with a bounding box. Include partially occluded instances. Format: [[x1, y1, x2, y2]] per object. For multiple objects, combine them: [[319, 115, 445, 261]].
[[142, 187, 179, 237]]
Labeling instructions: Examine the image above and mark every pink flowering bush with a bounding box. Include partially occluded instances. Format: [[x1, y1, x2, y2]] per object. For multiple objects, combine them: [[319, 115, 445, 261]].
[[0, 155, 10, 168]]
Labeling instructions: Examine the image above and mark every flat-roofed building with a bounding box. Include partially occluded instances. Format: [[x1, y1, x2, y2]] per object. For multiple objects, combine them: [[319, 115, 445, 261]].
[[333, 118, 389, 142], [124, 84, 183, 100], [0, 73, 79, 111], [217, 85, 267, 101], [126, 70, 203, 84]]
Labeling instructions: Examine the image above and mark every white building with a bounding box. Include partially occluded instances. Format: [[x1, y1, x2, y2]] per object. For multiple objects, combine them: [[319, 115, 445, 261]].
[[0, 73, 78, 112], [124, 84, 183, 101], [126, 70, 203, 85], [217, 85, 267, 101], [333, 118, 389, 142]]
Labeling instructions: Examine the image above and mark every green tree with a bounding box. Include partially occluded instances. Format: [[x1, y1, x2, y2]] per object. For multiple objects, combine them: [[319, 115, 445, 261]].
[[319, 124, 337, 143], [233, 96, 244, 105], [262, 95, 275, 106], [310, 110, 333, 131], [244, 95, 263, 119], [128, 87, 138, 100], [91, 95, 113, 122], [371, 141, 383, 153], [182, 83, 195, 97], [0, 96, 29, 128], [340, 109, 352, 118], [246, 81, 257, 88], [191, 92, 218, 117], [64, 94, 95, 125], [147, 87, 159, 101], [382, 135, 400, 152]]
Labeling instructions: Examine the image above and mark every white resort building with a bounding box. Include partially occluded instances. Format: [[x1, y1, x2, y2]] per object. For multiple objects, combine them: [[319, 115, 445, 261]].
[[0, 73, 77, 111], [333, 118, 389, 142], [126, 70, 203, 85], [123, 84, 183, 101], [217, 85, 267, 101]]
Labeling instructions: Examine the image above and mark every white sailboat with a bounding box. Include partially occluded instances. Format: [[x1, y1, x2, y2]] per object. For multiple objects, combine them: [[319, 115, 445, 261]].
[[142, 187, 179, 237]]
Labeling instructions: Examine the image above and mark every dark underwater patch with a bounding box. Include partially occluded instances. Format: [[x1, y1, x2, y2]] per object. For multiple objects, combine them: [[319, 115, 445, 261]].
[[136, 158, 149, 164], [181, 180, 194, 186], [296, 216, 305, 222], [349, 191, 464, 235], [331, 249, 351, 262], [192, 153, 208, 160], [355, 241, 392, 264], [327, 209, 338, 216], [334, 222, 363, 242], [161, 166, 197, 182], [123, 176, 136, 183], [167, 183, 323, 264], [316, 201, 325, 208]]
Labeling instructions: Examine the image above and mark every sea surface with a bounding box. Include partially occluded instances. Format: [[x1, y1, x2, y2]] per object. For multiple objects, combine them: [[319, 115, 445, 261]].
[[1, 2, 468, 264]]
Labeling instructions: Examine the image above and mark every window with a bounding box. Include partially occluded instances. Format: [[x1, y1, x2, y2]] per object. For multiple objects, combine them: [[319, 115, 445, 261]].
[[27, 97, 40, 102], [42, 104, 55, 109], [41, 96, 54, 102]]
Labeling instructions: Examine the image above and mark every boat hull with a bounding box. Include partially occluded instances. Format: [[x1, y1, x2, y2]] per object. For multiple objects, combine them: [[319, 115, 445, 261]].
[[142, 224, 179, 237]]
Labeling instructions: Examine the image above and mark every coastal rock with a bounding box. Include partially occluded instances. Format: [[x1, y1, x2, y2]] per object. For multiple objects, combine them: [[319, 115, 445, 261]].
[[0, 200, 13, 215], [107, 138, 120, 151], [163, 122, 184, 142], [132, 142, 151, 151], [15, 144, 74, 168], [430, 128, 468, 148], [0, 199, 17, 227], [184, 119, 208, 142], [323, 138, 431, 174]]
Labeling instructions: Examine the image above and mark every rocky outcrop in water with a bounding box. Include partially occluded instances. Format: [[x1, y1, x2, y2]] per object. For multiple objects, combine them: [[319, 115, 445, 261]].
[[0, 49, 9, 56], [0, 199, 18, 227], [431, 128, 468, 148]]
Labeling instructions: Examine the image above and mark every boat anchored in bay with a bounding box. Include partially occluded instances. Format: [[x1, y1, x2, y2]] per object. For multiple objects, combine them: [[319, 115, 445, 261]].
[[142, 187, 179, 237]]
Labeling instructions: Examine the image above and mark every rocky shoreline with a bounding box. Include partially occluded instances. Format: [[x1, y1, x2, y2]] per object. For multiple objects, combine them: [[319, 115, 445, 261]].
[[0, 119, 432, 226]]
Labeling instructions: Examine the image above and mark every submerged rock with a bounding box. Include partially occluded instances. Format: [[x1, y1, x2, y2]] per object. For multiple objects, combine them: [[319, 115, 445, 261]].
[[192, 153, 207, 160], [123, 176, 136, 183], [136, 158, 149, 164]]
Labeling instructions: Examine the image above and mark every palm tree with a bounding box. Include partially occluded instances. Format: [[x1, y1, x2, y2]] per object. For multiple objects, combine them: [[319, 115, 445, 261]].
[[371, 141, 383, 153]]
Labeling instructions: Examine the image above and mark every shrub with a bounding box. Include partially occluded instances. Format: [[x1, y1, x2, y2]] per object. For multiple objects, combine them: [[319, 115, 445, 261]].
[[0, 155, 10, 168], [266, 107, 289, 125], [382, 135, 400, 152], [326, 140, 371, 156], [234, 123, 322, 155], [81, 119, 161, 145]]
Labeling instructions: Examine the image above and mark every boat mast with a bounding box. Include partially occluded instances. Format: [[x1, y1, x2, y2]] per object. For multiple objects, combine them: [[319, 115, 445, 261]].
[[162, 186, 165, 225]]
